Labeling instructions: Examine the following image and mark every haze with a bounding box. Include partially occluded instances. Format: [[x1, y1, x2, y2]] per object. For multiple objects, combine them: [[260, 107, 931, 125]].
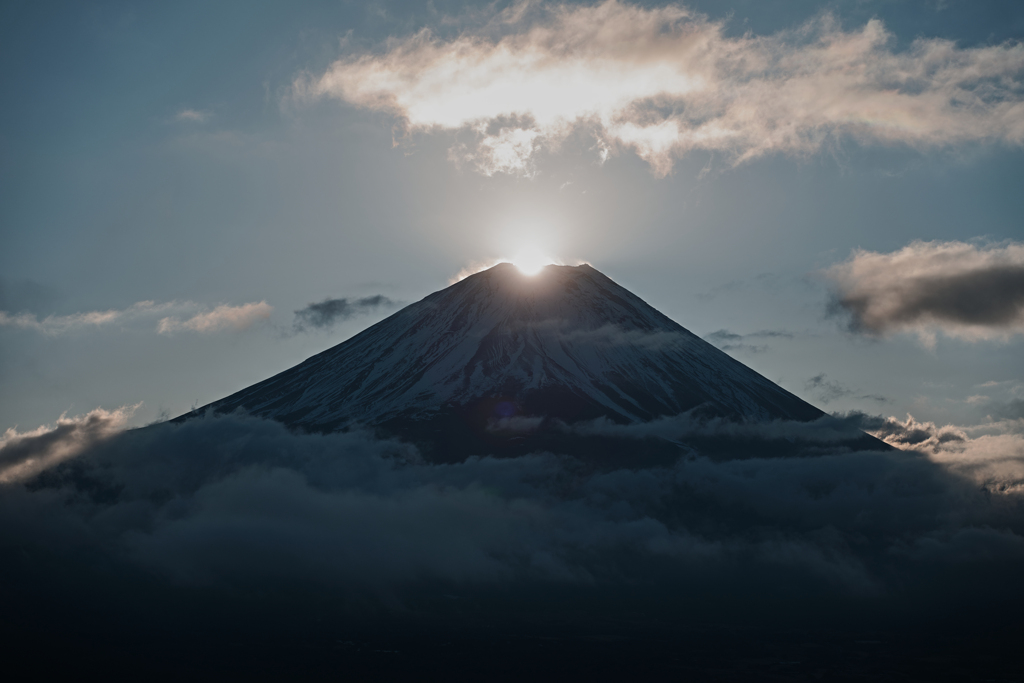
[[2, 0, 1022, 459]]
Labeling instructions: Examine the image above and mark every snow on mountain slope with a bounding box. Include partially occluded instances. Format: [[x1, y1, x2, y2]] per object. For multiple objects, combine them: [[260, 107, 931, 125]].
[[203, 263, 822, 437]]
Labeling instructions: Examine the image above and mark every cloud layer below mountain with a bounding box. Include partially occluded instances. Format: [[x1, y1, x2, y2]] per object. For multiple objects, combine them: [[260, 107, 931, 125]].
[[2, 407, 1021, 620]]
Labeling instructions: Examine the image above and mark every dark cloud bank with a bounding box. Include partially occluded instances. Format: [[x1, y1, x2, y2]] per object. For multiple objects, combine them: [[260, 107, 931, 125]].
[[293, 295, 396, 332], [825, 240, 1024, 343], [3, 411, 1023, 678]]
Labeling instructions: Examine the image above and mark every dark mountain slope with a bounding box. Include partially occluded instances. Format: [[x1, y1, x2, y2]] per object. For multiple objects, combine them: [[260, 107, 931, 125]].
[[195, 263, 880, 461]]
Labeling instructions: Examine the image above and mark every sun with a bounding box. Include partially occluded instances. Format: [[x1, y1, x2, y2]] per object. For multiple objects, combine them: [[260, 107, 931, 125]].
[[513, 250, 553, 276]]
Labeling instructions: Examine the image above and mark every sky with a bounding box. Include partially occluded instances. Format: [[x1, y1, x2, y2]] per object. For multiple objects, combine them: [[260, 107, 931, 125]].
[[3, 3, 1024, 659], [1, 0, 1023, 438]]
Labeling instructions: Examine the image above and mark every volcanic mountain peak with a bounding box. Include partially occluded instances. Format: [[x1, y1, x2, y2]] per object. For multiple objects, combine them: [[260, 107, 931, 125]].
[[202, 262, 823, 456]]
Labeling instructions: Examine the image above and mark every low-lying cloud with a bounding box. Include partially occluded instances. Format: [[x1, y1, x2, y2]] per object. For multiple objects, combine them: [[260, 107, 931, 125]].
[[825, 240, 1024, 345], [0, 406, 136, 484], [542, 321, 685, 350], [0, 300, 272, 336], [2, 407, 1022, 609], [858, 412, 1024, 495], [299, 0, 1024, 176], [292, 295, 397, 332]]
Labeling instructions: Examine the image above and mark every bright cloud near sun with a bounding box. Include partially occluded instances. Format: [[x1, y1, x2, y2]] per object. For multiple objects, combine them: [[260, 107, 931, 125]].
[[450, 255, 557, 283], [449, 250, 568, 282], [512, 248, 556, 275], [299, 0, 1024, 177]]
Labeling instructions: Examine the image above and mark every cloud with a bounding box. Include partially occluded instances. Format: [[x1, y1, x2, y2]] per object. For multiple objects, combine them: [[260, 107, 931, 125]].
[[1, 406, 1023, 637], [569, 407, 1024, 498], [704, 328, 793, 353], [298, 1, 1024, 176], [0, 300, 173, 335], [856, 412, 1024, 495], [158, 301, 273, 334], [176, 108, 210, 123], [0, 406, 136, 483], [806, 373, 854, 403], [0, 300, 272, 336], [487, 415, 545, 434], [3, 409, 1022, 596], [804, 373, 888, 405], [544, 321, 685, 350], [450, 259, 509, 284], [292, 295, 396, 332], [568, 410, 887, 450], [824, 240, 1024, 345]]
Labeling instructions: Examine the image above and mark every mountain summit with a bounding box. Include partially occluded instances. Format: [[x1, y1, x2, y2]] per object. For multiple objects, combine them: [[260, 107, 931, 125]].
[[200, 263, 833, 461]]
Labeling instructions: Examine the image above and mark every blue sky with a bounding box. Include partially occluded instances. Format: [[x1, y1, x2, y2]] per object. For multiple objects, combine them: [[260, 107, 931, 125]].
[[2, 0, 1023, 437]]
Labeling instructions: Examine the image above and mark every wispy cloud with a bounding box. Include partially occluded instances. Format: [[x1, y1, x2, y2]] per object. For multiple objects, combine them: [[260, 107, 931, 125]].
[[542, 321, 684, 350], [824, 240, 1024, 345], [176, 108, 211, 123], [159, 301, 273, 334], [298, 0, 1024, 176], [805, 373, 888, 405], [0, 300, 272, 336], [704, 328, 793, 353], [292, 295, 397, 332], [0, 301, 175, 335]]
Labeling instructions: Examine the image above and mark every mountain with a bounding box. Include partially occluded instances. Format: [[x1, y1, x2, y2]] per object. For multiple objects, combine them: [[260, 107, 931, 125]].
[[196, 263, 871, 462]]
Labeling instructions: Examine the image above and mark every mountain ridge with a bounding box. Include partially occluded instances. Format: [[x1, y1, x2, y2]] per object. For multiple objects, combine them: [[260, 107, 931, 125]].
[[190, 263, 877, 462]]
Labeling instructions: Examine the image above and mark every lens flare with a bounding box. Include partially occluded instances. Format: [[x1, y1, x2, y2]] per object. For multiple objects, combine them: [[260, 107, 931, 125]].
[[514, 250, 552, 276]]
